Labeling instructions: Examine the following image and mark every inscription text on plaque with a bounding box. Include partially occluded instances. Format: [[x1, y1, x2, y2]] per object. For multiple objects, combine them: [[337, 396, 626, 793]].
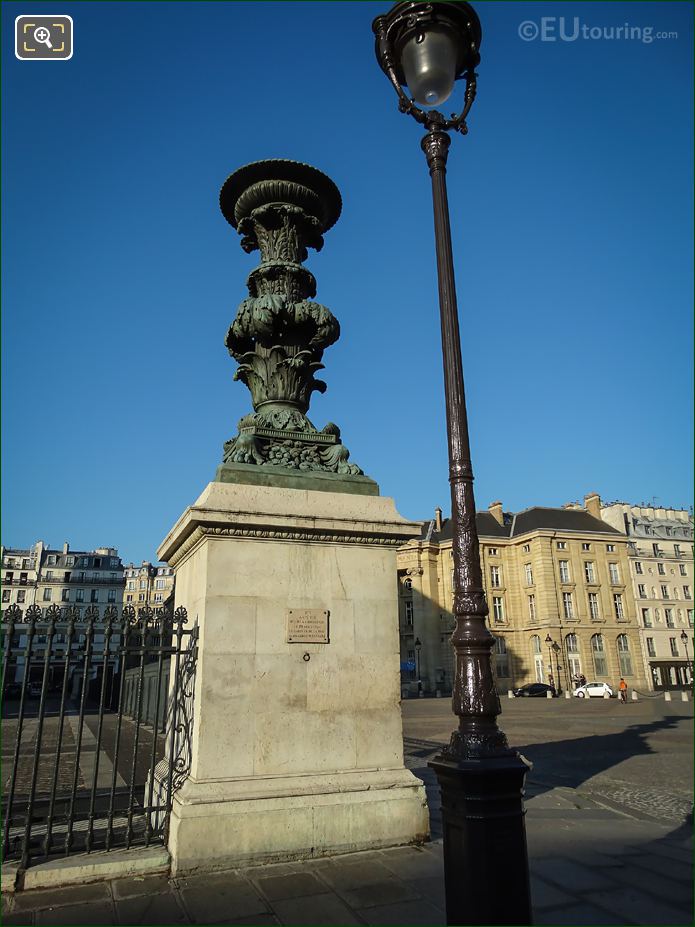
[[286, 609, 330, 643]]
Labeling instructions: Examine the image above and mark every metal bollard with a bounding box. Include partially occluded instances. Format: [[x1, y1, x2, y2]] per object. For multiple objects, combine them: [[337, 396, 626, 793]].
[[603, 690, 610, 699], [546, 690, 553, 699], [565, 690, 571, 699], [507, 690, 514, 699], [681, 690, 689, 702], [631, 691, 638, 701], [664, 691, 672, 701]]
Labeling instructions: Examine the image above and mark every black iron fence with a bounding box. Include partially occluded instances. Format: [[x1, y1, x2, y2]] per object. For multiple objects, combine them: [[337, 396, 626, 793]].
[[1, 602, 197, 874]]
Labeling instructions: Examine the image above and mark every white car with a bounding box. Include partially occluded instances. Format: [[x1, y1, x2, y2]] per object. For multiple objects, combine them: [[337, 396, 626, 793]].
[[573, 681, 613, 699]]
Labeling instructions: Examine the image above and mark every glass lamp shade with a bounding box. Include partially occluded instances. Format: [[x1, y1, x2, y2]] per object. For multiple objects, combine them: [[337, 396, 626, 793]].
[[401, 26, 458, 107]]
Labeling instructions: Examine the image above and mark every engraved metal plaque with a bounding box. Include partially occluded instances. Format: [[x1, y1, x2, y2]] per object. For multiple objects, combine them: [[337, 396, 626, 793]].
[[286, 609, 329, 643]]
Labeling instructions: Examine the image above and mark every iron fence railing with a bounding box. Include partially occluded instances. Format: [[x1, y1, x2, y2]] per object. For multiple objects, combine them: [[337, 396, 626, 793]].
[[1, 601, 197, 875]]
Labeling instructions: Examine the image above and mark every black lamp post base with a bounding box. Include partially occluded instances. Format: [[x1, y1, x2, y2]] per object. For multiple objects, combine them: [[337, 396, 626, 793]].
[[429, 752, 533, 926]]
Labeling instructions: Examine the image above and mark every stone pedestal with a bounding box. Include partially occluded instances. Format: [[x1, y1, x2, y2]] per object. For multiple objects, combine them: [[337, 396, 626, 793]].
[[157, 482, 429, 876]]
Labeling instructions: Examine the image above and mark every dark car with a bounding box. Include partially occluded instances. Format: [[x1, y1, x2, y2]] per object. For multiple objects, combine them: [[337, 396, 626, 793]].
[[513, 683, 557, 698]]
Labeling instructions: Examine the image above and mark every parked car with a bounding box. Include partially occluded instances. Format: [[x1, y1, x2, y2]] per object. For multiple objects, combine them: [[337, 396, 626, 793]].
[[513, 683, 557, 698], [573, 681, 613, 698]]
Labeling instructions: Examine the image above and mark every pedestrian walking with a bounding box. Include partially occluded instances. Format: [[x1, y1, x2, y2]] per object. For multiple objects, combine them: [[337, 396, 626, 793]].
[[619, 677, 628, 703]]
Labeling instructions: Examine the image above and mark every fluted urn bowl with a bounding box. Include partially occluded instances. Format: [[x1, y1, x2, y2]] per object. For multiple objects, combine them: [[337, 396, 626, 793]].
[[219, 160, 342, 234]]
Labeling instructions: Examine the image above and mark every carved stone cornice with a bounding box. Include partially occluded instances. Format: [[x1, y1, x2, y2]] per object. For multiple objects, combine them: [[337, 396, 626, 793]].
[[167, 523, 408, 568]]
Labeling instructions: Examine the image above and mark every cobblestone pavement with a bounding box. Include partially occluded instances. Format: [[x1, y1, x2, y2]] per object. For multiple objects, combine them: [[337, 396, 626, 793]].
[[2, 697, 692, 925]]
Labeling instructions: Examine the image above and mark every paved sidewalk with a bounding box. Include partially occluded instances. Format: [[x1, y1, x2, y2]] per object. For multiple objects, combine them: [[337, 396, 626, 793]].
[[2, 783, 692, 926]]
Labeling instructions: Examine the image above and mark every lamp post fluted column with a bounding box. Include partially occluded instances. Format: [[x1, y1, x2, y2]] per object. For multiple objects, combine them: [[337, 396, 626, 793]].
[[371, 3, 533, 923], [422, 120, 533, 927]]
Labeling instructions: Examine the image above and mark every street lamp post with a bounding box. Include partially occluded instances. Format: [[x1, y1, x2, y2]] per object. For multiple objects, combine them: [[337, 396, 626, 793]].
[[414, 636, 422, 694], [680, 630, 692, 682], [372, 4, 532, 924], [545, 634, 562, 695]]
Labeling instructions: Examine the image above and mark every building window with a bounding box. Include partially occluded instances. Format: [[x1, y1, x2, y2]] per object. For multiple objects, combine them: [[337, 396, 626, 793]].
[[155, 593, 163, 603], [139, 580, 146, 590], [613, 594, 624, 620], [562, 592, 574, 620], [582, 543, 591, 551], [492, 597, 505, 623], [42, 588, 52, 602], [616, 634, 633, 675], [674, 544, 681, 555], [522, 544, 530, 553], [61, 589, 70, 602], [665, 608, 675, 628], [45, 570, 53, 581], [66, 556, 74, 567], [528, 594, 536, 621], [531, 634, 541, 654], [557, 542, 567, 550], [646, 638, 656, 658], [635, 561, 643, 575], [657, 562, 666, 576], [524, 563, 533, 586], [127, 581, 135, 591], [404, 601, 414, 626], [608, 563, 620, 584], [1, 590, 10, 603], [588, 593, 600, 620], [126, 594, 133, 603], [669, 637, 679, 657], [490, 566, 501, 588], [108, 590, 116, 603], [76, 589, 84, 602], [684, 586, 691, 600], [494, 636, 509, 678], [488, 548, 498, 556], [637, 584, 646, 599], [584, 562, 595, 583], [403, 577, 413, 591], [566, 633, 579, 653], [680, 564, 688, 576], [90, 590, 98, 603], [659, 584, 669, 599], [558, 561, 570, 583], [47, 555, 56, 566], [591, 634, 607, 675], [689, 610, 694, 627], [606, 545, 615, 552], [652, 544, 661, 557], [17, 590, 25, 603], [641, 608, 652, 628]]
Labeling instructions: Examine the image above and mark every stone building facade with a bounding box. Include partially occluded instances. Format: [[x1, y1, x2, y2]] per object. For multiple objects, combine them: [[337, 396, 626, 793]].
[[600, 501, 694, 691], [122, 562, 175, 614], [397, 494, 647, 696], [1, 541, 124, 617], [1, 542, 125, 691]]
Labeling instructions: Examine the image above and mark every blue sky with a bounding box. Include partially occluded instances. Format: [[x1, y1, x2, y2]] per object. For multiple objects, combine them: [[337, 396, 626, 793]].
[[2, 1, 693, 565]]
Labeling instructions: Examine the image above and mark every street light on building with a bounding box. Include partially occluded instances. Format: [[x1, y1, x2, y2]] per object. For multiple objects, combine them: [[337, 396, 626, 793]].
[[372, 3, 532, 924]]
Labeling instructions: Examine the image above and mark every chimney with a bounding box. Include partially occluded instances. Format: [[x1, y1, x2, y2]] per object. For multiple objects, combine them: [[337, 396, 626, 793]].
[[584, 493, 601, 520], [434, 507, 443, 533], [62, 542, 69, 554], [489, 501, 504, 526]]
